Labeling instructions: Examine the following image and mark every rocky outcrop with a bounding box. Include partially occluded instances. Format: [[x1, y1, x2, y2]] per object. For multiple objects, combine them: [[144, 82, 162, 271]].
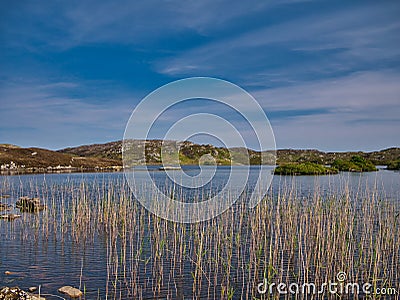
[[2, 140, 400, 171], [58, 286, 82, 298], [60, 140, 400, 166], [0, 286, 45, 300], [0, 144, 121, 174], [16, 197, 46, 212]]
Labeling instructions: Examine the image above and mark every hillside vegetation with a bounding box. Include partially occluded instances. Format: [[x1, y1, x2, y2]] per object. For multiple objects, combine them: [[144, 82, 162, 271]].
[[332, 155, 377, 172], [387, 160, 400, 170], [59, 141, 400, 166], [0, 144, 120, 172], [60, 140, 267, 165], [275, 162, 338, 175], [1, 141, 399, 173]]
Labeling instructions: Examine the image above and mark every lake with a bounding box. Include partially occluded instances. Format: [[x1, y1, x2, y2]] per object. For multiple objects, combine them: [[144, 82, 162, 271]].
[[0, 167, 399, 299]]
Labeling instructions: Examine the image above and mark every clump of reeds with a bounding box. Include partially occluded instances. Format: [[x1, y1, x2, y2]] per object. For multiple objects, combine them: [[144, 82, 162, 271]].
[[0, 174, 398, 299]]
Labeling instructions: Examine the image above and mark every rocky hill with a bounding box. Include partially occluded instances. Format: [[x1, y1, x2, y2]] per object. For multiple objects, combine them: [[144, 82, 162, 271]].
[[59, 140, 400, 166], [59, 140, 266, 165], [59, 141, 123, 160], [1, 141, 399, 173], [0, 144, 121, 173]]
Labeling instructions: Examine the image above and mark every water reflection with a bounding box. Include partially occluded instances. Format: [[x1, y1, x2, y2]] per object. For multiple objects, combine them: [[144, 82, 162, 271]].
[[0, 168, 399, 299]]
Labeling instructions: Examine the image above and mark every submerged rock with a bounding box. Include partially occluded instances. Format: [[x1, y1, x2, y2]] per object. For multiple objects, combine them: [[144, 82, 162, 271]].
[[16, 197, 46, 212], [0, 286, 45, 300], [58, 286, 82, 298]]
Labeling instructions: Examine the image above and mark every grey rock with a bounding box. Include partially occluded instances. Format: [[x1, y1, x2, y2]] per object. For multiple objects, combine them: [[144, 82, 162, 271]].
[[0, 286, 46, 300], [58, 286, 82, 298]]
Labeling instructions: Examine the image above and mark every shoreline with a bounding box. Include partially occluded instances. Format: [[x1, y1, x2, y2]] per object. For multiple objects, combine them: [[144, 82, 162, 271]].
[[1, 165, 397, 176]]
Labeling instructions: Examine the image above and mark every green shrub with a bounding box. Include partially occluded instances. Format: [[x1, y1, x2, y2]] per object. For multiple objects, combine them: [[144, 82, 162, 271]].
[[274, 162, 338, 175], [387, 160, 400, 170], [332, 155, 377, 172]]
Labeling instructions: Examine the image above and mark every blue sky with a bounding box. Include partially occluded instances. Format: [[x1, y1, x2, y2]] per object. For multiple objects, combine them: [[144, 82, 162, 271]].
[[0, 0, 399, 151]]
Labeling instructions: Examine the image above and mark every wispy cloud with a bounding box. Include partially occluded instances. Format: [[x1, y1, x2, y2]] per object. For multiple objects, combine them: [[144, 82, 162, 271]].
[[0, 77, 135, 149], [1, 0, 303, 50], [0, 1, 399, 150], [255, 71, 400, 112], [253, 71, 400, 150], [155, 2, 400, 83]]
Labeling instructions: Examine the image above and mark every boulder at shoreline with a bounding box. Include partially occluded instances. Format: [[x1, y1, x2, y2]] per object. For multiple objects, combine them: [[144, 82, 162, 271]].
[[0, 286, 45, 300], [58, 286, 82, 298]]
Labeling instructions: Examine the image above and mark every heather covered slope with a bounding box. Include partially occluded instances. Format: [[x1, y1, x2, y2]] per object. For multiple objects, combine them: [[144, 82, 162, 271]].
[[58, 140, 267, 165], [0, 144, 120, 171], [1, 141, 399, 172], [59, 140, 400, 166]]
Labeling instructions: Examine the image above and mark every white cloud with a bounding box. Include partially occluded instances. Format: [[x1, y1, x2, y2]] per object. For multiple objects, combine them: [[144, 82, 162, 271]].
[[2, 0, 306, 50], [0, 77, 135, 148], [155, 2, 400, 78], [252, 71, 400, 150], [254, 71, 400, 112], [1, 1, 399, 151]]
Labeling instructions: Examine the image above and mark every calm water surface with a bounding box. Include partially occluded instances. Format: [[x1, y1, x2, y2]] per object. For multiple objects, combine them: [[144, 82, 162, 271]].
[[0, 167, 399, 299]]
